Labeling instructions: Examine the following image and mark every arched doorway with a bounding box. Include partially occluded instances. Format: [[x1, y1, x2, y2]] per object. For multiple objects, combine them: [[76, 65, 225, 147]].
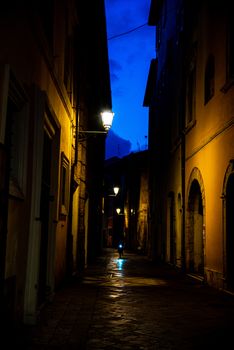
[[226, 173, 234, 289], [168, 192, 176, 265], [187, 178, 204, 275]]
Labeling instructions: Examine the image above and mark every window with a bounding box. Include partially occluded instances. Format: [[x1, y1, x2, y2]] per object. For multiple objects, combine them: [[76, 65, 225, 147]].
[[166, 39, 173, 72], [63, 12, 74, 103], [227, 12, 234, 80], [221, 8, 234, 92], [64, 35, 73, 98], [204, 54, 215, 104], [5, 72, 29, 199], [176, 6, 184, 45], [38, 0, 54, 50], [186, 43, 197, 127], [156, 21, 162, 50], [186, 65, 196, 125], [60, 152, 69, 217]]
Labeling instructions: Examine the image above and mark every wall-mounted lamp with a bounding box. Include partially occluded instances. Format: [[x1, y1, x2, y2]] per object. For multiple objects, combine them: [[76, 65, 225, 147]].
[[116, 208, 124, 215], [113, 186, 119, 195], [101, 111, 115, 131], [116, 208, 121, 215], [108, 186, 119, 197], [78, 110, 114, 137]]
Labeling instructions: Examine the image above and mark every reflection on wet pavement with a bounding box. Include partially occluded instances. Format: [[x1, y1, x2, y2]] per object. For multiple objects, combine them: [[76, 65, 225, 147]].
[[84, 254, 167, 288], [18, 248, 234, 350], [116, 257, 125, 271], [86, 253, 171, 349]]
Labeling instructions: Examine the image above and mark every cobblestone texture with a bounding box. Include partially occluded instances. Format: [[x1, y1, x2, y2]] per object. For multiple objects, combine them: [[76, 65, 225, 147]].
[[7, 249, 234, 349]]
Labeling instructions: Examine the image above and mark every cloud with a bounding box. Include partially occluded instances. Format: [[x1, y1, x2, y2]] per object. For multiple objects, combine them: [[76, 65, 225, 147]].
[[109, 59, 122, 83], [109, 59, 122, 71], [105, 0, 150, 37], [138, 2, 151, 19], [112, 85, 124, 97], [105, 0, 154, 158], [110, 73, 119, 83], [105, 130, 132, 159], [126, 52, 137, 65]]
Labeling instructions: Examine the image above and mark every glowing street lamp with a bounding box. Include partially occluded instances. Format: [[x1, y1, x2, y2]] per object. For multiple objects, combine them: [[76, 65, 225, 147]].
[[78, 110, 114, 136], [101, 111, 114, 131], [116, 208, 121, 215], [113, 186, 119, 195]]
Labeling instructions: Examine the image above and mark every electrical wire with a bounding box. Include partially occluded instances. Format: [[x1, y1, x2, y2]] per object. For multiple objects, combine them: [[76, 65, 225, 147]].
[[108, 23, 148, 40]]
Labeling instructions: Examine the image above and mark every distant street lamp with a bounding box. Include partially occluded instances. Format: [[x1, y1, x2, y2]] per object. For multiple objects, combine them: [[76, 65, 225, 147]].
[[116, 208, 124, 215], [113, 186, 119, 195], [116, 208, 121, 215], [108, 185, 119, 197]]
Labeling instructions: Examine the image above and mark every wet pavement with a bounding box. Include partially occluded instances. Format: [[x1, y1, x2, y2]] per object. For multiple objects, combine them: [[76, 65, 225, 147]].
[[10, 248, 234, 349]]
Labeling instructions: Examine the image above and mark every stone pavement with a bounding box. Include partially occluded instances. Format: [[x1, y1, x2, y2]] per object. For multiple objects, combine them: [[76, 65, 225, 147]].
[[10, 249, 234, 349]]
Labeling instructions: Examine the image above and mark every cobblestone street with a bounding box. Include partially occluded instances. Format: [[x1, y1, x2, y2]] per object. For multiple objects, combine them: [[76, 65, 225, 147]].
[[10, 249, 234, 349]]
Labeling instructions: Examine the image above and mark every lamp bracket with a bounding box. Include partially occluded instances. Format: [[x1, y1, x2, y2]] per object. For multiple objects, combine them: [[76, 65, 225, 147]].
[[78, 130, 107, 135]]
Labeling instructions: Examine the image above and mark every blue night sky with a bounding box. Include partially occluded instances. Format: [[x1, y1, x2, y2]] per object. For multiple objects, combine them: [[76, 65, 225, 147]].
[[104, 0, 155, 159]]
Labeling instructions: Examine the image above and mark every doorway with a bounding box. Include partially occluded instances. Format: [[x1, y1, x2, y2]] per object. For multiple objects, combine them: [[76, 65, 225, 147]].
[[187, 180, 204, 275], [226, 173, 234, 289], [168, 192, 176, 265], [38, 130, 52, 306]]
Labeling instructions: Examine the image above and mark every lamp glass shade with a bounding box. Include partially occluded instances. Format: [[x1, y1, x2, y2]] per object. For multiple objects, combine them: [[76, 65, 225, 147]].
[[113, 186, 119, 195], [116, 208, 121, 215], [101, 111, 114, 131]]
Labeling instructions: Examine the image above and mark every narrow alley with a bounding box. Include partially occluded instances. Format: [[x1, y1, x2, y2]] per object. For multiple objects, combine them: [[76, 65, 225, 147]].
[[9, 248, 234, 350]]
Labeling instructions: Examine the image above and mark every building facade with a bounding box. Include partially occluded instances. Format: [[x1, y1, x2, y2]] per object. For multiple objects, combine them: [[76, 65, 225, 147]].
[[0, 0, 111, 326], [145, 0, 234, 292]]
